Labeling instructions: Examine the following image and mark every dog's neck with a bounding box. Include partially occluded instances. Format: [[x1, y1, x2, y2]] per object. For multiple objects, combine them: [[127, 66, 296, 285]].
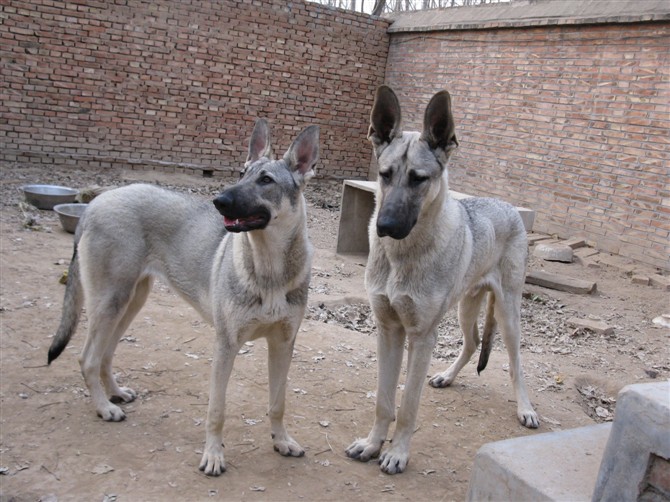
[[234, 197, 311, 290]]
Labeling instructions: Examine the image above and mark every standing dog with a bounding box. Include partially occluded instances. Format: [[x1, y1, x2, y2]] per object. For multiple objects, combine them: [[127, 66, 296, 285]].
[[48, 119, 319, 476], [346, 86, 539, 475]]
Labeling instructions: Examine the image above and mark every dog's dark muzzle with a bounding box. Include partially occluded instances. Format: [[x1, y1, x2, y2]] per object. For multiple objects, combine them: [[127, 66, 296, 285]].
[[376, 212, 416, 240], [213, 190, 270, 233]]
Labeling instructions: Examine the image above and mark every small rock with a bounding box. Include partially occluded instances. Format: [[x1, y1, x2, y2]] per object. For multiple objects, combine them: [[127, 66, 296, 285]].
[[644, 369, 659, 379], [652, 315, 670, 328], [631, 275, 650, 286], [533, 243, 573, 263]]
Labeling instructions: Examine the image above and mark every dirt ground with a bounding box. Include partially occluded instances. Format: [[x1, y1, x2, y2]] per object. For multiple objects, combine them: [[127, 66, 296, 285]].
[[1, 165, 668, 502]]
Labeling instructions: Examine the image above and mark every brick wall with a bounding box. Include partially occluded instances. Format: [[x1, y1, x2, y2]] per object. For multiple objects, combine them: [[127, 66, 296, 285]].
[[385, 22, 669, 271], [1, 0, 389, 178]]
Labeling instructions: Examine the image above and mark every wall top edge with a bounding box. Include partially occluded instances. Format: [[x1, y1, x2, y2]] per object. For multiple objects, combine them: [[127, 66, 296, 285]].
[[385, 1, 670, 33]]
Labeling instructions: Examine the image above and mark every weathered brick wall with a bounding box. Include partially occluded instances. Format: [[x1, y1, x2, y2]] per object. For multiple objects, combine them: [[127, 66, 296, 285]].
[[385, 23, 669, 270], [1, 0, 389, 178]]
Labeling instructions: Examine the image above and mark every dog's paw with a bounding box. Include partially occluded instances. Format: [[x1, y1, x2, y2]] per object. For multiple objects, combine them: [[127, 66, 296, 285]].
[[97, 402, 126, 422], [428, 372, 454, 388], [272, 435, 305, 457], [199, 446, 226, 476], [519, 409, 540, 429], [109, 386, 137, 404], [345, 438, 383, 462], [378, 447, 409, 475]]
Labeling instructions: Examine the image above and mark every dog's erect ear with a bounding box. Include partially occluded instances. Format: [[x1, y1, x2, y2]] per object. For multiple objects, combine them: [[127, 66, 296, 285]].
[[284, 125, 319, 185], [246, 118, 273, 167], [369, 85, 402, 155], [421, 90, 459, 161]]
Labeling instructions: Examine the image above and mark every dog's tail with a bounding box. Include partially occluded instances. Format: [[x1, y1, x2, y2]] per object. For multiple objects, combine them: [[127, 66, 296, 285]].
[[477, 292, 496, 375], [48, 245, 84, 364]]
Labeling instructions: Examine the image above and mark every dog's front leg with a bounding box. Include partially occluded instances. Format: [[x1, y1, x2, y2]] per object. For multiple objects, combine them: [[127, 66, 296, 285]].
[[199, 335, 238, 476], [267, 331, 305, 457], [346, 320, 405, 462], [378, 328, 437, 474]]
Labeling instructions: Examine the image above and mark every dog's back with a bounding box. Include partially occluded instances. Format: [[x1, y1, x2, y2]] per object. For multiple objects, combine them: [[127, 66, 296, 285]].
[[78, 184, 224, 315], [459, 196, 528, 292]]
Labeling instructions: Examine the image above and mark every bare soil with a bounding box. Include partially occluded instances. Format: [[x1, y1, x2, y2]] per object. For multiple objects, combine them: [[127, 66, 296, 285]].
[[1, 166, 668, 502]]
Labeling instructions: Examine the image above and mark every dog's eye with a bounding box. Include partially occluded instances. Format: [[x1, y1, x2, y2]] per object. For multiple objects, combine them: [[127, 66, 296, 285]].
[[408, 172, 428, 186], [259, 175, 273, 185], [239, 170, 245, 179], [379, 170, 392, 183]]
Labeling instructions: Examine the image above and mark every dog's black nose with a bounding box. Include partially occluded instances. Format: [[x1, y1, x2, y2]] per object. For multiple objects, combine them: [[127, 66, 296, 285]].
[[213, 192, 234, 214], [376, 214, 413, 240]]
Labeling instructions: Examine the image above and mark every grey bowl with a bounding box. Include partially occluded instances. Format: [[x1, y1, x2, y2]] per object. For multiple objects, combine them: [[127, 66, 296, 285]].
[[22, 184, 79, 210], [54, 203, 88, 233]]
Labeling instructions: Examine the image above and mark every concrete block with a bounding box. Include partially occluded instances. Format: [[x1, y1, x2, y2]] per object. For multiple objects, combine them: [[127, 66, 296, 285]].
[[592, 381, 670, 502], [335, 180, 376, 255], [466, 423, 611, 502], [631, 274, 650, 286]]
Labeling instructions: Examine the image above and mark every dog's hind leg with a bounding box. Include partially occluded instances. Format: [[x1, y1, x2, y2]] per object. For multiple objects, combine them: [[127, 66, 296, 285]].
[[429, 288, 486, 388], [495, 290, 539, 428], [267, 330, 305, 458], [101, 276, 153, 405], [79, 286, 137, 421]]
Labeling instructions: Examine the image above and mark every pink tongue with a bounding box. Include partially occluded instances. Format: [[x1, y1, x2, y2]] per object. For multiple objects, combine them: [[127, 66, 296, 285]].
[[223, 216, 237, 226]]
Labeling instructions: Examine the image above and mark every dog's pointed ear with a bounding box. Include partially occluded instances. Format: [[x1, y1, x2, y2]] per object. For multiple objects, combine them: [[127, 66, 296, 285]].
[[421, 90, 459, 163], [246, 118, 273, 167], [369, 85, 402, 156], [284, 125, 319, 185]]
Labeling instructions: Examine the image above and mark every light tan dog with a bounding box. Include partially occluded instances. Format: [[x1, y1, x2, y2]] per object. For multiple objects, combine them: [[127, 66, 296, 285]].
[[49, 119, 319, 476], [346, 86, 539, 475]]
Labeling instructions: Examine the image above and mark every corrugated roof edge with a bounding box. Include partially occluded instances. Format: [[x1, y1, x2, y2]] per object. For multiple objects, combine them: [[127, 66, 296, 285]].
[[385, 0, 670, 32]]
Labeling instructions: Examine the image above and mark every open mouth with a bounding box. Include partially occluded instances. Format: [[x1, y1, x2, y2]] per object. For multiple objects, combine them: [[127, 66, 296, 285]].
[[222, 214, 269, 232]]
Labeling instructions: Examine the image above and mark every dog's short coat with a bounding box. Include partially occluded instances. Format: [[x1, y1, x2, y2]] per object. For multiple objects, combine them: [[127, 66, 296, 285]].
[[346, 86, 539, 475], [48, 119, 319, 476]]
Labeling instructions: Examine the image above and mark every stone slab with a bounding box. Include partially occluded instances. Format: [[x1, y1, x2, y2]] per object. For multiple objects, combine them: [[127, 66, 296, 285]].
[[650, 274, 670, 291], [563, 237, 587, 250], [526, 270, 597, 294], [567, 317, 614, 336], [466, 423, 612, 502]]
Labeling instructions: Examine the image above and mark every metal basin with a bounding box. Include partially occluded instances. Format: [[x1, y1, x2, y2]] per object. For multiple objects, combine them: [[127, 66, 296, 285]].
[[22, 184, 79, 210], [53, 203, 88, 233]]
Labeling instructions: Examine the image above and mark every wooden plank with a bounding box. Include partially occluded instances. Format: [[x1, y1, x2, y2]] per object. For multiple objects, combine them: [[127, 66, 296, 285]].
[[525, 270, 597, 294]]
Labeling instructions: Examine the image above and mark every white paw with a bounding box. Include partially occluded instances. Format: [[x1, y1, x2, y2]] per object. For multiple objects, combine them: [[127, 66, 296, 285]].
[[110, 386, 137, 404], [519, 408, 540, 429], [97, 402, 126, 422], [428, 372, 454, 388], [273, 434, 305, 457], [345, 438, 383, 462], [199, 444, 226, 476], [379, 446, 409, 474]]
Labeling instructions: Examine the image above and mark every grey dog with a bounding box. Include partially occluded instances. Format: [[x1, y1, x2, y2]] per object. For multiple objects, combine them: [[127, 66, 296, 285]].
[[346, 86, 539, 475], [48, 119, 319, 476]]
